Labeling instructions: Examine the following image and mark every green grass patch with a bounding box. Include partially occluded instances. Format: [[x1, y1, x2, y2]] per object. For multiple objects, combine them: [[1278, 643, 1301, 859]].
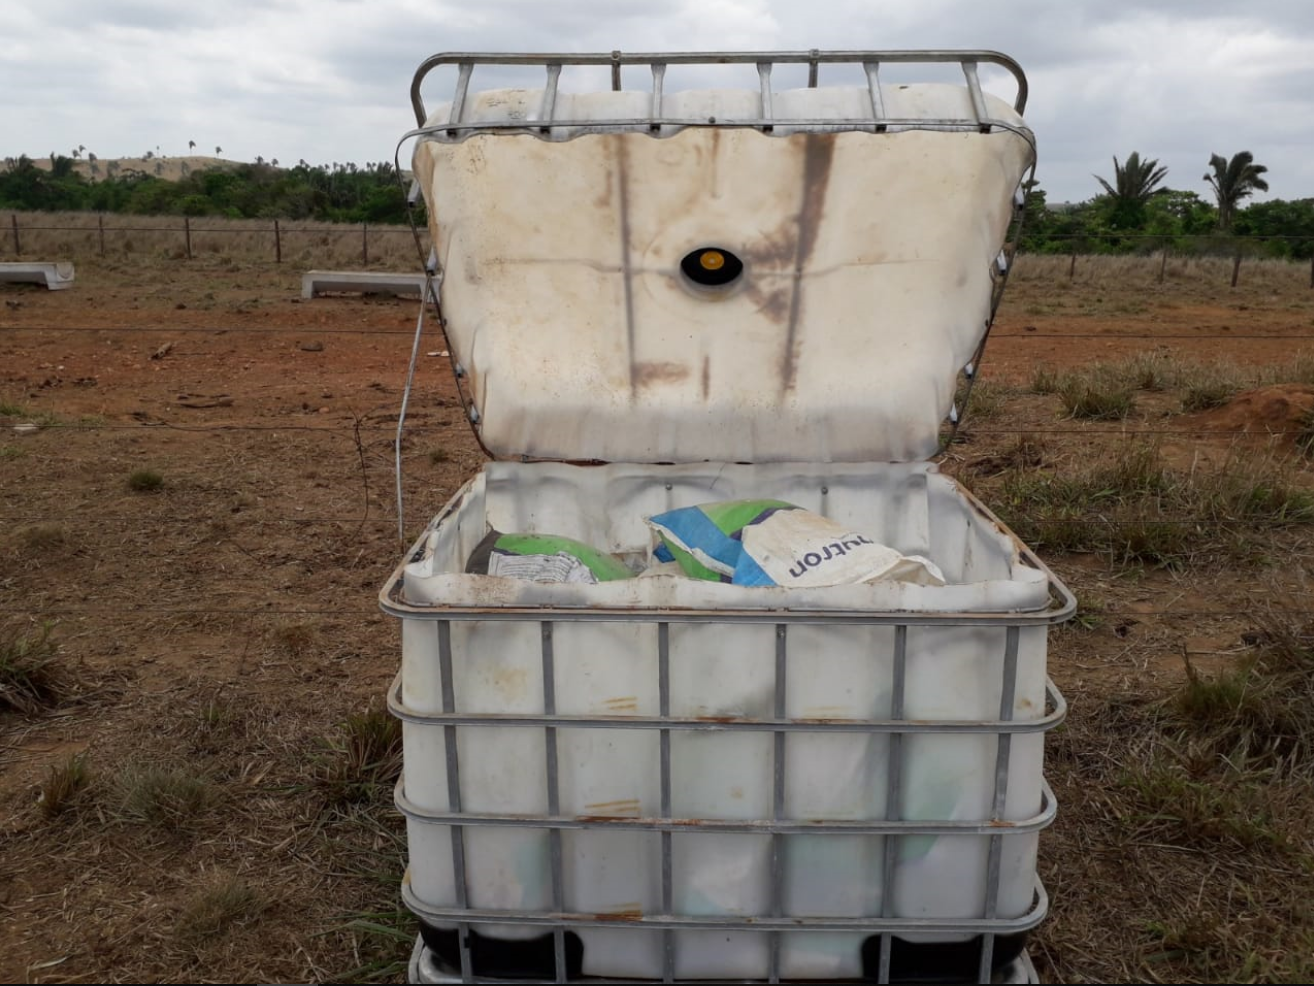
[[110, 762, 212, 827], [127, 469, 165, 492]]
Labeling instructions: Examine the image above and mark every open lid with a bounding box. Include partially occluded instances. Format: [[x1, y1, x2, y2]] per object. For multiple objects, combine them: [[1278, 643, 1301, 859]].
[[408, 51, 1035, 463]]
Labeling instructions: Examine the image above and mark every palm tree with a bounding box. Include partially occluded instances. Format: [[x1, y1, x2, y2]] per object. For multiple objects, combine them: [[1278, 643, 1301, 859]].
[[1093, 152, 1169, 229], [1204, 151, 1269, 230], [1095, 151, 1168, 202], [188, 139, 196, 153], [215, 146, 222, 156]]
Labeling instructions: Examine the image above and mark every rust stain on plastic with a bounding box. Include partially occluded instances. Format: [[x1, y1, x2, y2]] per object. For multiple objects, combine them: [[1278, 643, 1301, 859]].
[[591, 908, 644, 922], [701, 355, 710, 401], [781, 133, 836, 393], [582, 799, 641, 818], [633, 361, 691, 388]]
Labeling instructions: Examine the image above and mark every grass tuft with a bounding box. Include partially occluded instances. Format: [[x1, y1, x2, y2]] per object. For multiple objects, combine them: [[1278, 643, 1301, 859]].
[[127, 469, 165, 492], [0, 623, 62, 714], [40, 753, 92, 819], [177, 874, 263, 940], [317, 706, 402, 806], [110, 762, 212, 827]]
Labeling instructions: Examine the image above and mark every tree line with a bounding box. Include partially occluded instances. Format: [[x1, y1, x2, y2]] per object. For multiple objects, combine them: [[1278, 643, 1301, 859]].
[[0, 154, 416, 225], [4, 148, 1313, 258], [1021, 150, 1314, 259]]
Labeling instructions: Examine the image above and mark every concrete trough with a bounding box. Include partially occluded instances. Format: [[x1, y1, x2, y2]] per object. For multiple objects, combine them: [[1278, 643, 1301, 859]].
[[301, 269, 427, 300], [0, 262, 75, 291]]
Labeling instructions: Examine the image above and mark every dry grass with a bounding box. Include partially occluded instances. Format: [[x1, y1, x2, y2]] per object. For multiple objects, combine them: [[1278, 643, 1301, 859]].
[[39, 752, 92, 818], [1009, 252, 1312, 297], [0, 623, 63, 714], [994, 443, 1314, 568], [177, 874, 264, 941], [5, 209, 428, 268], [1042, 616, 1314, 983], [317, 706, 403, 807], [109, 761, 213, 827]]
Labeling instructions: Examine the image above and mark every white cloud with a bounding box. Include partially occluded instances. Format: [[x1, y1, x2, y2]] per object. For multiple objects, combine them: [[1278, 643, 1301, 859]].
[[3, 0, 1312, 201]]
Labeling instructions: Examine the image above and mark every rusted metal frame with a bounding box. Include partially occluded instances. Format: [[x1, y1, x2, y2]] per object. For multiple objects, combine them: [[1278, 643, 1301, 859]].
[[389, 674, 1068, 734], [401, 877, 1049, 934], [394, 778, 1059, 836]]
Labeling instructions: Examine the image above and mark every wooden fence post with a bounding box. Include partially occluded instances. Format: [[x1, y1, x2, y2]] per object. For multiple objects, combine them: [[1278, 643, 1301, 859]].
[[274, 219, 282, 264], [10, 214, 19, 255], [1230, 251, 1241, 288], [184, 217, 193, 260], [1068, 252, 1076, 280], [1158, 250, 1168, 284], [1309, 254, 1313, 290], [98, 214, 106, 257], [362, 222, 369, 266]]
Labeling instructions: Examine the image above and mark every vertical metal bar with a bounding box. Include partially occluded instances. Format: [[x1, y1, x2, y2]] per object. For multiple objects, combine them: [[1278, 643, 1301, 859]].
[[274, 218, 281, 264], [979, 626, 1020, 983], [611, 50, 622, 91], [650, 63, 666, 131], [863, 62, 887, 130], [807, 49, 819, 87], [539, 64, 562, 134], [757, 62, 774, 133], [768, 624, 788, 983], [184, 216, 192, 260], [438, 620, 473, 983], [541, 621, 566, 983], [658, 622, 674, 983], [448, 62, 473, 134], [961, 60, 991, 132], [878, 625, 907, 985]]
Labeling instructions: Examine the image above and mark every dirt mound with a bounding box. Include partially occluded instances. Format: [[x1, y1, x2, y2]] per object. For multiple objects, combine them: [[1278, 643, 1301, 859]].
[[1188, 384, 1314, 442]]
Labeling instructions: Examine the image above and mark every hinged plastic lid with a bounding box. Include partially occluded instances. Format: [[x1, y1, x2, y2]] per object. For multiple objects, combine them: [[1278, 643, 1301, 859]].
[[409, 52, 1035, 463]]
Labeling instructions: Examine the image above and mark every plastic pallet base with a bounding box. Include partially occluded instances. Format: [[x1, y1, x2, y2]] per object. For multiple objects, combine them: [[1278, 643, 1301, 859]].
[[407, 937, 1041, 985]]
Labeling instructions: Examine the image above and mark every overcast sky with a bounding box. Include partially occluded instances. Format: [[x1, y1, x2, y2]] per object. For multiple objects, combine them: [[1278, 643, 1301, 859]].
[[4, 0, 1312, 204]]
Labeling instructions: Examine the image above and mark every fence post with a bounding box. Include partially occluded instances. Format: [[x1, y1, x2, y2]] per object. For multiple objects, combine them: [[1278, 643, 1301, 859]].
[[362, 222, 369, 266], [274, 219, 282, 264], [10, 214, 19, 255], [1068, 252, 1076, 280], [1309, 253, 1313, 290], [1158, 250, 1168, 284], [98, 214, 106, 258], [184, 217, 193, 260], [1230, 251, 1241, 288]]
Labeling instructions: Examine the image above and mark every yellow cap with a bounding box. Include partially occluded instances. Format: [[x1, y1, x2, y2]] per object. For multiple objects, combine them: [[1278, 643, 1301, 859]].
[[699, 250, 725, 271]]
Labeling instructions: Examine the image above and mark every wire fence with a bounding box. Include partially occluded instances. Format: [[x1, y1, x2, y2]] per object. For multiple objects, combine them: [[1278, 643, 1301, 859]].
[[4, 212, 429, 267], [6, 213, 1314, 286]]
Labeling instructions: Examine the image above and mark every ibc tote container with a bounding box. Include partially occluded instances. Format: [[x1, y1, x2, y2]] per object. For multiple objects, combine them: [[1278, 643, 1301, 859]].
[[382, 49, 1074, 984]]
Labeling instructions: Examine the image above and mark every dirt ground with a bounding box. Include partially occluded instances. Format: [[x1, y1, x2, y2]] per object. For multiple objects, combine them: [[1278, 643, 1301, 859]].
[[2, 254, 1313, 984]]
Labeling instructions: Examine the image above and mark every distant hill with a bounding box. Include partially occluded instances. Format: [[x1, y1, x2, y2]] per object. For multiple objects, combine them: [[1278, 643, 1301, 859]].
[[25, 155, 238, 183]]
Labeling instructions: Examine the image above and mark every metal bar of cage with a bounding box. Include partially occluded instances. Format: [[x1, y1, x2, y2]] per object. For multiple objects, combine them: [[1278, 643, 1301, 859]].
[[409, 49, 1029, 127]]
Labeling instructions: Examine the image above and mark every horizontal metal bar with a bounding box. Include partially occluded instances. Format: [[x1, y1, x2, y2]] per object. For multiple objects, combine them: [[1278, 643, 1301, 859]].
[[410, 49, 1028, 125], [409, 117, 1030, 138], [402, 876, 1048, 935], [396, 777, 1058, 835], [380, 587, 1074, 627], [389, 674, 1068, 734]]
